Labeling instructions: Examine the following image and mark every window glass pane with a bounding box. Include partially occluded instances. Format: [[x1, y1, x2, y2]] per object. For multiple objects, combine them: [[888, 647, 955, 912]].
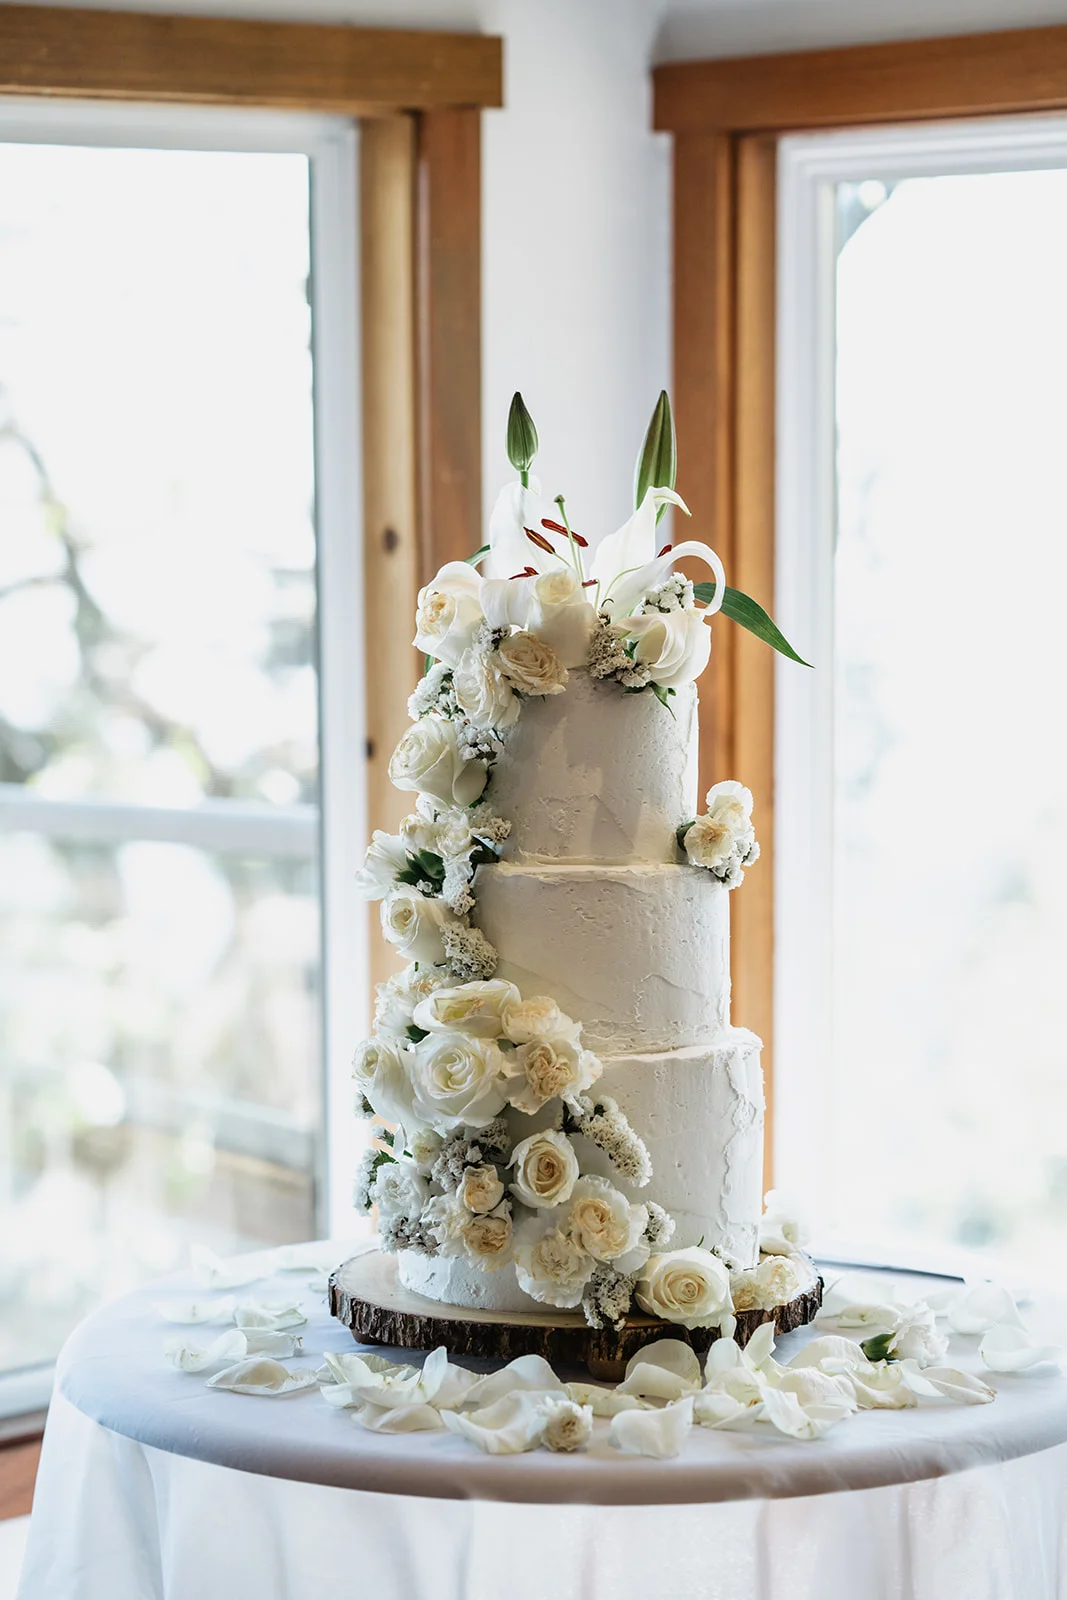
[[0, 832, 319, 1370], [0, 144, 317, 806], [832, 170, 1067, 1272]]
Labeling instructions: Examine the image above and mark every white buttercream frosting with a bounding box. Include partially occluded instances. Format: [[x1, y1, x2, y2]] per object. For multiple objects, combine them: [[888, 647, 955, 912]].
[[473, 862, 730, 1053], [489, 669, 698, 864], [398, 1254, 537, 1315]]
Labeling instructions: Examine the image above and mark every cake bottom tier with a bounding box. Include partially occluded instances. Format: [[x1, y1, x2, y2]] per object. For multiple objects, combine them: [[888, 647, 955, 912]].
[[399, 1028, 764, 1315]]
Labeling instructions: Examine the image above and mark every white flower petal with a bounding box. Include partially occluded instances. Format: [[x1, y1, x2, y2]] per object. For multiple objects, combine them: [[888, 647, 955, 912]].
[[156, 1297, 236, 1325], [357, 1402, 445, 1433], [462, 1354, 563, 1408], [441, 1392, 548, 1454], [189, 1246, 267, 1290], [900, 1362, 996, 1404], [206, 1357, 319, 1395], [759, 1387, 853, 1440], [609, 1395, 694, 1459], [979, 1324, 1062, 1373], [948, 1284, 1025, 1336], [693, 1391, 763, 1430], [565, 1382, 650, 1418], [165, 1329, 247, 1373], [234, 1301, 307, 1331], [616, 1362, 698, 1402], [241, 1331, 302, 1358], [624, 1337, 702, 1387]]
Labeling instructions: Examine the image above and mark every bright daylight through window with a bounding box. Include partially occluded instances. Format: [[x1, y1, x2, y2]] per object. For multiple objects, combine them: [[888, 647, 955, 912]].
[[778, 140, 1067, 1277], [0, 138, 325, 1380]]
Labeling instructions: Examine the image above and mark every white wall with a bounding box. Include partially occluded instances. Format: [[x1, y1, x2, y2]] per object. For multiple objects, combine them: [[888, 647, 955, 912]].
[[20, 0, 1067, 535]]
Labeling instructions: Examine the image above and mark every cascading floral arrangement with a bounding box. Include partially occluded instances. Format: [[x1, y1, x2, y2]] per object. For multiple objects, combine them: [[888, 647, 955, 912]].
[[350, 393, 806, 1332]]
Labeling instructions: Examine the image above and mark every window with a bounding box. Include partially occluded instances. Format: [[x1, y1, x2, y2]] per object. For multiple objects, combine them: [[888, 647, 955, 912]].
[[775, 115, 1067, 1273], [0, 102, 365, 1396]]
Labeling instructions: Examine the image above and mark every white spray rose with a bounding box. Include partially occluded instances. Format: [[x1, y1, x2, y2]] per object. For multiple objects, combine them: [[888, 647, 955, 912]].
[[731, 1253, 805, 1313], [539, 1396, 593, 1452], [380, 890, 456, 966], [453, 645, 521, 731], [412, 978, 520, 1039], [353, 831, 409, 900], [373, 963, 448, 1040], [460, 1163, 505, 1214], [389, 717, 487, 809], [413, 561, 484, 667], [426, 1192, 513, 1270], [372, 1159, 428, 1225], [435, 809, 476, 861], [504, 1036, 602, 1114], [409, 1032, 509, 1131], [513, 1216, 595, 1309], [508, 1129, 580, 1209], [635, 1247, 733, 1330], [526, 570, 598, 668], [566, 1176, 649, 1269], [500, 995, 578, 1046], [626, 608, 712, 689], [495, 631, 568, 696], [351, 1036, 417, 1127]]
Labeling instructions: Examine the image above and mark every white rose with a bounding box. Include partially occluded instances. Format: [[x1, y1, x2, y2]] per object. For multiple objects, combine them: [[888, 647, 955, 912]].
[[626, 608, 712, 689], [453, 646, 521, 731], [351, 1036, 416, 1127], [705, 779, 754, 832], [373, 963, 447, 1040], [380, 890, 456, 965], [389, 718, 487, 809], [566, 1176, 648, 1268], [635, 1247, 733, 1330], [500, 995, 579, 1046], [508, 1129, 580, 1209], [409, 1032, 509, 1131], [513, 1216, 594, 1309], [682, 813, 734, 871], [412, 979, 520, 1038], [372, 1158, 428, 1224], [413, 561, 484, 667], [539, 1396, 593, 1453], [504, 1036, 601, 1114], [460, 1163, 505, 1214], [527, 570, 598, 669], [426, 1192, 513, 1269], [353, 831, 409, 901], [495, 631, 568, 696]]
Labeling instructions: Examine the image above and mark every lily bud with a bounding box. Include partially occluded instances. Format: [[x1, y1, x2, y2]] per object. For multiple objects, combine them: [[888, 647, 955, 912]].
[[506, 392, 539, 483], [634, 391, 677, 522]]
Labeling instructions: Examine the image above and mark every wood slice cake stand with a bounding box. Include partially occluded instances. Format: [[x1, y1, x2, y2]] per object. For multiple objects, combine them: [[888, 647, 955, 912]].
[[329, 1250, 823, 1380]]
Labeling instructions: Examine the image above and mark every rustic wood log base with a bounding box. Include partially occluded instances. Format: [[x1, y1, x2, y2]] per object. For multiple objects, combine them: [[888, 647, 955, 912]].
[[329, 1250, 823, 1380]]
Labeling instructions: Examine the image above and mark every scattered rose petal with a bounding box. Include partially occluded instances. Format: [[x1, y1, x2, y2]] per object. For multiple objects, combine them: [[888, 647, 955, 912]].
[[817, 1300, 903, 1332], [241, 1331, 302, 1359], [624, 1338, 701, 1388], [566, 1382, 649, 1418], [979, 1324, 1061, 1373], [617, 1361, 698, 1402], [759, 1387, 852, 1440], [234, 1302, 307, 1331], [165, 1329, 247, 1373], [949, 1284, 1025, 1336], [190, 1246, 269, 1290], [441, 1392, 549, 1454], [357, 1402, 445, 1433], [206, 1357, 319, 1395], [693, 1390, 763, 1430], [609, 1396, 694, 1458], [899, 1362, 996, 1404], [462, 1355, 564, 1408], [774, 1368, 856, 1410], [156, 1298, 236, 1326]]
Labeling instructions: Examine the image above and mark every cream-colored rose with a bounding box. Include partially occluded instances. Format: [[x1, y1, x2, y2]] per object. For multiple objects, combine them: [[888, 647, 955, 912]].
[[500, 995, 577, 1045], [513, 1217, 594, 1309], [380, 890, 456, 965], [389, 718, 487, 809], [682, 813, 734, 871], [527, 570, 598, 669], [409, 1032, 509, 1131], [504, 1036, 602, 1115], [539, 1396, 593, 1453], [453, 646, 521, 731], [635, 1247, 733, 1330], [412, 978, 520, 1039], [351, 1036, 416, 1128], [495, 631, 568, 696], [413, 561, 484, 667], [460, 1162, 505, 1214], [461, 1203, 513, 1269], [566, 1176, 648, 1268], [626, 608, 711, 689], [508, 1129, 580, 1209], [373, 963, 447, 1039]]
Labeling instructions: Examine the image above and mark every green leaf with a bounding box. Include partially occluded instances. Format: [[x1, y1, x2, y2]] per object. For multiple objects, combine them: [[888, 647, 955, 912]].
[[693, 583, 812, 667], [414, 850, 446, 880], [650, 683, 677, 716], [634, 391, 677, 519], [465, 544, 490, 565], [506, 392, 538, 483], [406, 1024, 429, 1044], [860, 1331, 896, 1364]]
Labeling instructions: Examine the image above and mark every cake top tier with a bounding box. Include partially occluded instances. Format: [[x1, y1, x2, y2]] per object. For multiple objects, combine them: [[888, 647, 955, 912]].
[[488, 668, 699, 864]]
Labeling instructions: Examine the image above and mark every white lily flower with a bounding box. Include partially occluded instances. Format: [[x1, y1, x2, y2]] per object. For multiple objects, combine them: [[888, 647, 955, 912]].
[[156, 1297, 236, 1325], [979, 1324, 1062, 1373], [609, 1395, 694, 1458], [206, 1357, 319, 1395], [591, 490, 726, 624], [482, 479, 560, 580], [441, 1391, 551, 1455], [165, 1329, 248, 1373]]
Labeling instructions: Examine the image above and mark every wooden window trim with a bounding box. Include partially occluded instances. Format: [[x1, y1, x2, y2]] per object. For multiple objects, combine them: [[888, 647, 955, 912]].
[[654, 24, 1067, 1188]]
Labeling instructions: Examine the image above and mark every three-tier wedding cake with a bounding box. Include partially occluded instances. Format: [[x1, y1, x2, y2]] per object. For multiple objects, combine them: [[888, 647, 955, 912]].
[[351, 394, 811, 1337]]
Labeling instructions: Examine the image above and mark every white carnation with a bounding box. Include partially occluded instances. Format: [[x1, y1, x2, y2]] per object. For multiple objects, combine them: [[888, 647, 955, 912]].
[[413, 562, 484, 667], [500, 994, 578, 1046], [388, 717, 487, 809], [539, 1395, 593, 1452], [372, 1159, 428, 1225], [409, 1032, 509, 1131], [513, 1216, 595, 1309], [380, 890, 457, 966], [459, 1163, 505, 1214], [373, 963, 447, 1040], [504, 1035, 601, 1114], [425, 1192, 513, 1270], [353, 831, 409, 901], [566, 1175, 648, 1269]]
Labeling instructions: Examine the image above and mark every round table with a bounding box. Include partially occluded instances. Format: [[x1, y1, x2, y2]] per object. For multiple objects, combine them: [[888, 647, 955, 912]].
[[16, 1243, 1067, 1600]]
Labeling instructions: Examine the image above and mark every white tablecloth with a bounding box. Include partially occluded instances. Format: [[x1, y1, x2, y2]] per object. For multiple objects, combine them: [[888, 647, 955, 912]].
[[17, 1251, 1067, 1599]]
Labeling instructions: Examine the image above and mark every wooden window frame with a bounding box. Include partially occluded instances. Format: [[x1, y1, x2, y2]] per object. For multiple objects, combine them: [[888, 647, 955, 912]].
[[654, 24, 1067, 1186]]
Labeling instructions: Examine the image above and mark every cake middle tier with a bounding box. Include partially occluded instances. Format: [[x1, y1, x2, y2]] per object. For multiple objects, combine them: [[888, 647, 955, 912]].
[[473, 861, 730, 1053]]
